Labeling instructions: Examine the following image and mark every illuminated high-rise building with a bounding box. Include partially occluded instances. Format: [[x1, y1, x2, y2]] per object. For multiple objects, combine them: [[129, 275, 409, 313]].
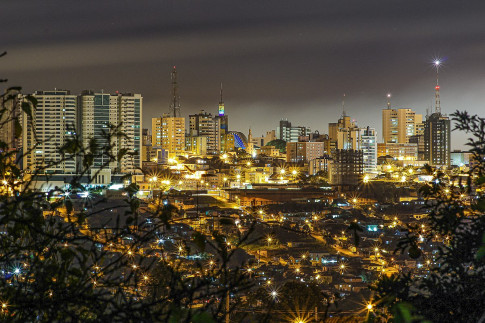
[[189, 110, 220, 155], [22, 90, 78, 174], [423, 112, 450, 167], [79, 91, 142, 179], [277, 119, 310, 142], [423, 59, 450, 167], [382, 108, 422, 144], [152, 114, 185, 158]]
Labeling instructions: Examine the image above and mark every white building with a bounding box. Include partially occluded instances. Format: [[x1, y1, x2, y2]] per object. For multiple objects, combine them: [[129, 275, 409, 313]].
[[78, 91, 142, 183], [22, 90, 78, 174], [358, 127, 378, 176]]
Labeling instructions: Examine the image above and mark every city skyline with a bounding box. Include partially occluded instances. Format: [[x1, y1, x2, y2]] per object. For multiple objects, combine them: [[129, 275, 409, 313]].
[[2, 2, 485, 320], [3, 1, 485, 149]]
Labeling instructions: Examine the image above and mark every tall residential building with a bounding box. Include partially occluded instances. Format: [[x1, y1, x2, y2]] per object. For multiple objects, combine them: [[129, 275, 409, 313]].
[[22, 90, 78, 174], [79, 92, 119, 172], [152, 114, 185, 158], [79, 91, 142, 177], [118, 93, 142, 173], [358, 127, 378, 175], [189, 110, 219, 154], [423, 112, 451, 167], [382, 108, 422, 143], [0, 93, 21, 151], [277, 119, 310, 142]]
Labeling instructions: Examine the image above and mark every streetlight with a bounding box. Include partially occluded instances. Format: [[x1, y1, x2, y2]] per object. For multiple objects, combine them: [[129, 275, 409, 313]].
[[270, 290, 278, 299], [366, 303, 374, 311]]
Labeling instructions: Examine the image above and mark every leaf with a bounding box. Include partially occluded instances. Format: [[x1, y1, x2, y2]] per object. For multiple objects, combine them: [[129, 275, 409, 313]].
[[192, 232, 206, 252], [392, 302, 414, 323], [354, 232, 360, 247], [219, 218, 234, 226], [65, 199, 73, 214], [21, 101, 33, 119], [475, 232, 485, 261], [25, 94, 38, 107], [475, 176, 485, 186], [14, 118, 22, 138], [117, 148, 129, 161], [408, 244, 421, 259], [476, 246, 485, 261], [191, 311, 216, 323]]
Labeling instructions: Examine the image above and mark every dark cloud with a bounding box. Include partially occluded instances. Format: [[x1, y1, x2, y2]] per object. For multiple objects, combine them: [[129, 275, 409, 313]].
[[2, 0, 485, 148]]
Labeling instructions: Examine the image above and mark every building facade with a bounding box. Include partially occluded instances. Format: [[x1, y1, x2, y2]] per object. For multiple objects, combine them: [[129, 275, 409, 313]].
[[189, 110, 220, 154], [277, 119, 310, 142], [358, 127, 378, 175], [22, 90, 78, 174], [382, 108, 422, 143], [329, 149, 364, 187], [423, 112, 451, 167], [79, 91, 142, 179], [286, 141, 327, 163], [152, 114, 185, 158]]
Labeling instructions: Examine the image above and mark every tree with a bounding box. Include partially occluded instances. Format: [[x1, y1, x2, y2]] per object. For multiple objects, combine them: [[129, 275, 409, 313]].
[[371, 111, 485, 323]]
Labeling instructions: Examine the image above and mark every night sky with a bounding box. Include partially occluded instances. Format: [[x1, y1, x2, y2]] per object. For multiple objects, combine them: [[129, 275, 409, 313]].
[[2, 0, 485, 149]]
